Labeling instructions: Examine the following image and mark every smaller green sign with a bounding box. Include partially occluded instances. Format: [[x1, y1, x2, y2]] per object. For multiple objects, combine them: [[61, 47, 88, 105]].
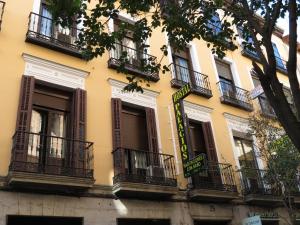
[[183, 153, 207, 177]]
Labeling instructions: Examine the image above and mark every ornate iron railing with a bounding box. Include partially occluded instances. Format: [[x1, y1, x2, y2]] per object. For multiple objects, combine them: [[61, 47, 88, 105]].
[[242, 48, 287, 74], [192, 161, 237, 192], [239, 168, 281, 196], [170, 63, 212, 97], [217, 80, 253, 111], [112, 148, 177, 187], [108, 42, 159, 81], [0, 1, 5, 31], [26, 12, 82, 55], [10, 131, 94, 178]]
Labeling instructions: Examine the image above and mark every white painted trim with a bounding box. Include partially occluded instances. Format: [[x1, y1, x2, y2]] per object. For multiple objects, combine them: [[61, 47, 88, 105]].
[[183, 101, 213, 122], [167, 104, 180, 174], [189, 42, 201, 73], [108, 78, 162, 150], [32, 0, 41, 14], [22, 53, 89, 89], [164, 34, 173, 65]]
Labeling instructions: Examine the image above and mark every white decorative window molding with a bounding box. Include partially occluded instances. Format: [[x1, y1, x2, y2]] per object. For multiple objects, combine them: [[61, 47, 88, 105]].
[[32, 0, 41, 14], [108, 78, 159, 108], [22, 53, 89, 89], [183, 101, 213, 122], [223, 113, 249, 133], [108, 78, 162, 149]]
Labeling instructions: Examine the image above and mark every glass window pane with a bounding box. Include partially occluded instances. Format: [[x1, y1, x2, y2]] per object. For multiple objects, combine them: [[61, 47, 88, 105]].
[[48, 113, 66, 158]]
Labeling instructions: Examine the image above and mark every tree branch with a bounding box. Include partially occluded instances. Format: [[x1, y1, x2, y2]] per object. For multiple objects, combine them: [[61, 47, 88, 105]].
[[287, 0, 300, 117]]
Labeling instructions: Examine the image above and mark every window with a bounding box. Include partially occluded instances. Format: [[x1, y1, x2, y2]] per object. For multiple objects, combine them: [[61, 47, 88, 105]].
[[26, 1, 81, 57], [112, 99, 158, 152], [11, 76, 91, 178], [251, 74, 275, 117], [121, 105, 149, 151], [27, 84, 71, 164], [114, 19, 141, 66], [7, 216, 83, 225], [111, 99, 175, 185], [207, 13, 222, 36], [215, 59, 235, 96], [234, 136, 261, 193], [188, 120, 207, 157], [118, 219, 170, 225], [108, 18, 159, 81], [187, 120, 223, 189], [238, 26, 259, 59], [234, 137, 257, 169], [272, 42, 286, 71], [172, 46, 193, 83]]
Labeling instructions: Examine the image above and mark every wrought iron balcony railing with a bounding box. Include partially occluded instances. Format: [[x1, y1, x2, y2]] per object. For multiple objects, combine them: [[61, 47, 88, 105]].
[[108, 43, 159, 81], [26, 12, 82, 57], [192, 161, 237, 192], [170, 63, 212, 98], [242, 48, 287, 74], [10, 131, 94, 179], [239, 168, 281, 196], [217, 80, 253, 111], [112, 148, 177, 187], [0, 1, 5, 31]]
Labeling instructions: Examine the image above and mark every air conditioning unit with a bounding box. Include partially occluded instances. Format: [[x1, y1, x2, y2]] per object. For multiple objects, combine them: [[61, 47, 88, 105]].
[[146, 165, 165, 178], [56, 32, 72, 45]]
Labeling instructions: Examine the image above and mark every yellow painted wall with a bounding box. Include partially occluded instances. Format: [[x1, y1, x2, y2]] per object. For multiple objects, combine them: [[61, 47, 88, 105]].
[[0, 0, 290, 188]]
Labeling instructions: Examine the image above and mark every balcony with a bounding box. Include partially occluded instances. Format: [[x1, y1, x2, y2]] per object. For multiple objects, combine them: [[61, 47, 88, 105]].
[[0, 1, 5, 31], [25, 12, 82, 58], [240, 168, 282, 206], [275, 56, 288, 74], [242, 48, 288, 75], [170, 63, 212, 98], [108, 43, 159, 82], [8, 131, 94, 191], [218, 81, 253, 111], [112, 148, 177, 199], [188, 162, 238, 202]]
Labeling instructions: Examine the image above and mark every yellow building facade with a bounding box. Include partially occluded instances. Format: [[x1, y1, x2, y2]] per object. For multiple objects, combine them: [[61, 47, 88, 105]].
[[0, 1, 297, 225]]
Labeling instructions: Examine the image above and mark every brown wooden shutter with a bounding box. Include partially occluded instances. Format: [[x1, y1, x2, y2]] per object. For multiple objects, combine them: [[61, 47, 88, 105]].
[[14, 75, 35, 162], [111, 98, 123, 150], [202, 122, 218, 162], [111, 98, 125, 176], [202, 122, 222, 187], [72, 88, 86, 173], [145, 107, 159, 153]]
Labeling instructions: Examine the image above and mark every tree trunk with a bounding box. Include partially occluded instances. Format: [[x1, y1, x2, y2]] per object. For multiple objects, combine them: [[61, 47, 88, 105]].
[[252, 62, 300, 152]]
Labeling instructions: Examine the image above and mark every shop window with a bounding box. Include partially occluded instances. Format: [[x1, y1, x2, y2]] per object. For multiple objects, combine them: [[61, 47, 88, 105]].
[[118, 219, 170, 225], [7, 215, 83, 225]]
